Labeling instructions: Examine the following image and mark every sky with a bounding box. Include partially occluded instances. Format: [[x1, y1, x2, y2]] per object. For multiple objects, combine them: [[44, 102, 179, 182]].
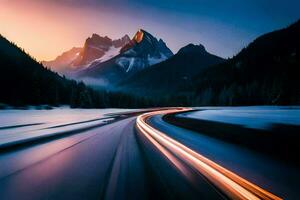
[[0, 0, 299, 61]]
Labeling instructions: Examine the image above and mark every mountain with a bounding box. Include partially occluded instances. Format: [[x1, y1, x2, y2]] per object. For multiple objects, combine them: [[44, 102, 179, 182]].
[[115, 20, 300, 106], [73, 34, 130, 66], [42, 47, 82, 74], [43, 34, 130, 75], [186, 19, 300, 105], [76, 29, 174, 85], [0, 34, 105, 108], [117, 43, 225, 94], [118, 29, 174, 70]]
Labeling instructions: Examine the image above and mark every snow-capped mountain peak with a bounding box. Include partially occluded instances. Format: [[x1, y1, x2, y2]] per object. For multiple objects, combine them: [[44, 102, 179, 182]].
[[116, 29, 174, 73], [42, 34, 130, 75], [44, 29, 174, 86], [134, 29, 144, 43]]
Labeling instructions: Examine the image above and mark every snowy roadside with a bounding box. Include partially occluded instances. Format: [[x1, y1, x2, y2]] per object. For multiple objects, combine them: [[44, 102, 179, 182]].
[[179, 106, 300, 130], [0, 108, 140, 149], [163, 106, 300, 164]]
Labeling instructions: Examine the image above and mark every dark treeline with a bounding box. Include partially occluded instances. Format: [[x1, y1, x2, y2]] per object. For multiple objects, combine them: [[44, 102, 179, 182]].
[[0, 34, 152, 108], [185, 19, 300, 106], [0, 35, 92, 108]]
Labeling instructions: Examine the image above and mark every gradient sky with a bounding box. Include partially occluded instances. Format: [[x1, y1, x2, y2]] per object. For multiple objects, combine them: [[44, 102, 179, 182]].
[[0, 0, 299, 61]]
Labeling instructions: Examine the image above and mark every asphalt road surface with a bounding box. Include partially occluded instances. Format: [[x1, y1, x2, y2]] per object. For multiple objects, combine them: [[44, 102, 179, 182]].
[[0, 108, 297, 200]]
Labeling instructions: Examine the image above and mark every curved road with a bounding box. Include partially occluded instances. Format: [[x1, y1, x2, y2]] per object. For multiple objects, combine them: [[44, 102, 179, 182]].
[[0, 108, 296, 199]]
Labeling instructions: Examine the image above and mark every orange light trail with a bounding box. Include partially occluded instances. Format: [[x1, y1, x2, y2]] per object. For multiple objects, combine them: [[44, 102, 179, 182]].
[[136, 109, 282, 200]]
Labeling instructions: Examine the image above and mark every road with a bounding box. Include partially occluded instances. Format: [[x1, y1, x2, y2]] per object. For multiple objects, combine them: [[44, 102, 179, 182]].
[[0, 108, 296, 200]]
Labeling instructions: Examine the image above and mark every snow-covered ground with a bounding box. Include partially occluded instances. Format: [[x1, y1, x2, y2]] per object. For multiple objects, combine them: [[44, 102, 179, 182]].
[[0, 108, 139, 148], [178, 106, 300, 130]]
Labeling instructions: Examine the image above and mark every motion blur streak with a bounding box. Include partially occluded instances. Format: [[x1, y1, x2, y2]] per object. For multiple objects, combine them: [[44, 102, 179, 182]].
[[136, 109, 282, 200]]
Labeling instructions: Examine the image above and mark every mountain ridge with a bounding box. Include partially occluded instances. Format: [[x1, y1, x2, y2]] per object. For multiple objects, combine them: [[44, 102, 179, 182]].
[[76, 29, 174, 85], [117, 43, 225, 94], [186, 19, 300, 105], [42, 34, 130, 75]]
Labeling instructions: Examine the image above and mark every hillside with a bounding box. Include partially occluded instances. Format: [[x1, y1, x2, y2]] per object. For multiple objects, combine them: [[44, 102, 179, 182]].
[[0, 35, 103, 108], [42, 34, 130, 75], [188, 20, 300, 105], [118, 44, 225, 95]]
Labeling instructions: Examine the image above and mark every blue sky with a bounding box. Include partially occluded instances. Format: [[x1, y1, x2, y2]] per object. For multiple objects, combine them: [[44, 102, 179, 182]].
[[71, 0, 300, 57], [1, 0, 299, 60]]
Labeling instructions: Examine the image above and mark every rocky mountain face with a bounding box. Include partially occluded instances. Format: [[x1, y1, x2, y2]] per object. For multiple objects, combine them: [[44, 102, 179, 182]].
[[43, 34, 130, 75], [113, 35, 132, 48], [115, 29, 173, 72], [115, 20, 300, 106], [73, 34, 131, 66], [76, 29, 174, 85]]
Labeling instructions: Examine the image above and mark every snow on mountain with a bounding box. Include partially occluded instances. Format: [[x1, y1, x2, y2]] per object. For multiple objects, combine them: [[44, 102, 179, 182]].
[[75, 29, 174, 86], [147, 53, 168, 65], [115, 29, 174, 73], [43, 29, 174, 86], [116, 43, 225, 94], [93, 46, 122, 64], [43, 34, 130, 75]]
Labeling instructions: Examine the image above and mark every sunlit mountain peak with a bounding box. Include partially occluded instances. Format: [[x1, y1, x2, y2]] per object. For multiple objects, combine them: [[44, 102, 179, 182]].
[[134, 29, 144, 43]]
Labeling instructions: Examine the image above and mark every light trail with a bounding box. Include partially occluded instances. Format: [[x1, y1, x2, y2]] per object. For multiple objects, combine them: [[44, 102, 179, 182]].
[[136, 109, 282, 200]]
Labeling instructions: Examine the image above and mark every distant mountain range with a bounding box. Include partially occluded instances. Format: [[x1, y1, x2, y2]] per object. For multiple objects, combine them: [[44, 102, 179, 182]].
[[42, 47, 82, 73], [118, 43, 225, 94], [43, 30, 174, 87], [110, 20, 299, 106], [185, 19, 300, 105], [1, 19, 299, 107], [115, 20, 299, 106], [76, 29, 174, 85], [42, 34, 131, 75]]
